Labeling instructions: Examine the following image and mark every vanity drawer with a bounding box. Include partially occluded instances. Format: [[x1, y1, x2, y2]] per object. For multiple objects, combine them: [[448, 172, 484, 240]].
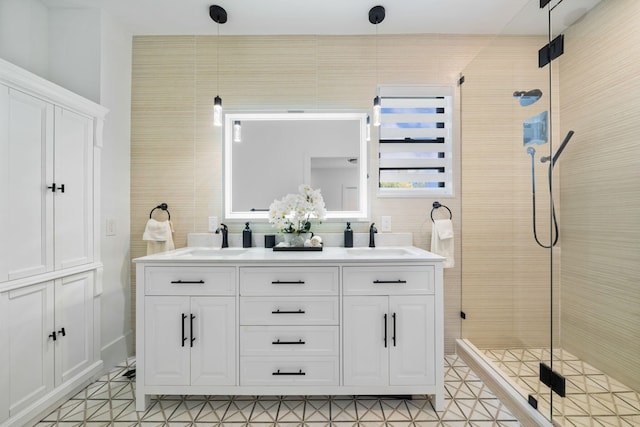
[[240, 356, 339, 386], [240, 325, 339, 356], [239, 266, 338, 296], [240, 297, 339, 325], [145, 266, 236, 295], [343, 265, 434, 295]]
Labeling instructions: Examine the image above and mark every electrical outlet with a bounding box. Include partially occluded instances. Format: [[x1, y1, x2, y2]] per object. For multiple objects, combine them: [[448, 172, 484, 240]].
[[381, 216, 392, 232], [106, 218, 116, 236], [208, 216, 219, 232]]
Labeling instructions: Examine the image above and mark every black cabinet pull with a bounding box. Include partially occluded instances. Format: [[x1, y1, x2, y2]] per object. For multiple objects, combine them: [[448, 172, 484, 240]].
[[271, 280, 305, 285], [49, 331, 57, 341], [373, 279, 407, 284], [272, 339, 306, 345], [171, 280, 205, 284], [271, 309, 306, 314], [190, 314, 196, 347], [58, 327, 66, 337], [181, 313, 187, 347], [272, 369, 306, 376], [47, 183, 65, 193], [383, 313, 387, 348], [392, 312, 397, 347]]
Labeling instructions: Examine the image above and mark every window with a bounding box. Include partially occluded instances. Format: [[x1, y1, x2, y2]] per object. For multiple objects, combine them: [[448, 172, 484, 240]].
[[377, 86, 454, 197]]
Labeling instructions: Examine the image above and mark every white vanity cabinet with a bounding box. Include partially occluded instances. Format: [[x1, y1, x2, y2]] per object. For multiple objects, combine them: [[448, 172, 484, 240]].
[[239, 266, 340, 386], [135, 248, 444, 412]]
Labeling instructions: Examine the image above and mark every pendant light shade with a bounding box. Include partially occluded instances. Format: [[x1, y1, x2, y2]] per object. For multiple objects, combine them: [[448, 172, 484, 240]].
[[372, 96, 381, 127], [213, 95, 223, 127], [210, 5, 227, 127], [369, 6, 385, 128]]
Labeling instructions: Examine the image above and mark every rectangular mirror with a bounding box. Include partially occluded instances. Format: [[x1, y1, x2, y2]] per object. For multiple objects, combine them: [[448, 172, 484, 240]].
[[223, 111, 369, 221]]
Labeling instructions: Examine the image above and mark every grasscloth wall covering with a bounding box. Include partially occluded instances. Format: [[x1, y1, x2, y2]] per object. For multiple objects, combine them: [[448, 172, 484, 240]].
[[559, 0, 640, 391], [460, 35, 556, 349], [131, 34, 490, 353]]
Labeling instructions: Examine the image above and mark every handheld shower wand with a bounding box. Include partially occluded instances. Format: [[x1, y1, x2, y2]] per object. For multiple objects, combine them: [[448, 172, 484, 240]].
[[528, 130, 574, 248]]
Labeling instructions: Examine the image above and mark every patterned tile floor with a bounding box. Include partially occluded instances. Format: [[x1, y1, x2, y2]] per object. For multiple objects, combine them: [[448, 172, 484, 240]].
[[36, 355, 522, 426], [480, 348, 640, 427]]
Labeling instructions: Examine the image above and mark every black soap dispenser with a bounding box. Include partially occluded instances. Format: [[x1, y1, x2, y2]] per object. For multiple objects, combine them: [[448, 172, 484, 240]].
[[344, 222, 353, 248], [243, 222, 252, 248]]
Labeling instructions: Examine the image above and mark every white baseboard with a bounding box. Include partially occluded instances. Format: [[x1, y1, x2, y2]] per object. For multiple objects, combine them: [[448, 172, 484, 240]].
[[101, 331, 134, 372], [1, 361, 103, 427]]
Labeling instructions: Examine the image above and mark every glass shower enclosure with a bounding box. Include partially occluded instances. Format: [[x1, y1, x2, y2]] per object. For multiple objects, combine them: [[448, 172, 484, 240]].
[[459, 0, 640, 425]]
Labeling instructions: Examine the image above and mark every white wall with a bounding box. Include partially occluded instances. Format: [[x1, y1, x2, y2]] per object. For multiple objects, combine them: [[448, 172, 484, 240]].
[[0, 0, 49, 77], [98, 10, 133, 370]]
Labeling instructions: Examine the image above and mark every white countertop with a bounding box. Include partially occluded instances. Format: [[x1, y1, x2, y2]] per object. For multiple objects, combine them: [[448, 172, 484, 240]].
[[133, 246, 445, 264]]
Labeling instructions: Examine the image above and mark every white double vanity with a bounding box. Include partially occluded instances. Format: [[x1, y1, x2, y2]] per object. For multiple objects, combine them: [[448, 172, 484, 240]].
[[134, 245, 445, 411]]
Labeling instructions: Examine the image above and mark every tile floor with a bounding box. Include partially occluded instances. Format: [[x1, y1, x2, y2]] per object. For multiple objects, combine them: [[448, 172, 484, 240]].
[[36, 355, 522, 426], [481, 348, 640, 427]]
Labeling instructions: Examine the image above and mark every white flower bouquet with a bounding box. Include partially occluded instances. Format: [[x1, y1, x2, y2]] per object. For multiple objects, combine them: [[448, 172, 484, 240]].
[[268, 185, 327, 234]]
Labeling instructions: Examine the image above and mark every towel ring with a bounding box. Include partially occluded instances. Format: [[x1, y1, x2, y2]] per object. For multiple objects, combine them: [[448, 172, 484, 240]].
[[430, 201, 452, 222], [149, 203, 171, 220]]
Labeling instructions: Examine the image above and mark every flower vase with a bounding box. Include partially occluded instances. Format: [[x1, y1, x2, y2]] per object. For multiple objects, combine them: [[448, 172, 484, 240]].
[[284, 232, 312, 247]]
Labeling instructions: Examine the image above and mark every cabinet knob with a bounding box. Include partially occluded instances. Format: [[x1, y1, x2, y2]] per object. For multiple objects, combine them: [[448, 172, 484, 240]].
[[58, 327, 66, 337], [49, 331, 57, 341]]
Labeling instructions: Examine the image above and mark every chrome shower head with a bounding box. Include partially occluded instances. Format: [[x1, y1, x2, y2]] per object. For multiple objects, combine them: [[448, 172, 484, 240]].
[[514, 89, 543, 107]]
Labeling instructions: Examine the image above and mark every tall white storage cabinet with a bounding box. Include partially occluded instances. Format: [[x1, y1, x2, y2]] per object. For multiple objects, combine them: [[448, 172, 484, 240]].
[[0, 59, 107, 427]]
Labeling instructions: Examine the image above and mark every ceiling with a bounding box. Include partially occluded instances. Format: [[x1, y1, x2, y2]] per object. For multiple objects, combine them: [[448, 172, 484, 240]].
[[41, 0, 536, 36]]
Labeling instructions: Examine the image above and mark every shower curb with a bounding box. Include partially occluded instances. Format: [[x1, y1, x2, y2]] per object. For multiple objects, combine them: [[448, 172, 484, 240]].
[[456, 339, 553, 427]]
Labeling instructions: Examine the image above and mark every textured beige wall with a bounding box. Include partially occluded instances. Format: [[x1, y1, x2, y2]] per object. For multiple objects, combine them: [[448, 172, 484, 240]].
[[460, 35, 556, 349], [131, 34, 490, 353], [559, 0, 640, 391]]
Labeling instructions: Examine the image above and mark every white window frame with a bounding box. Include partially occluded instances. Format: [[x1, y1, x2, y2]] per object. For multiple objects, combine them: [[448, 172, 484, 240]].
[[377, 85, 454, 198]]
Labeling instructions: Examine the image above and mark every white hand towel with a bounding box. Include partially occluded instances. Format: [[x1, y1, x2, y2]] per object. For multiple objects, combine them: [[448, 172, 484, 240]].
[[143, 219, 175, 255], [431, 219, 454, 268]]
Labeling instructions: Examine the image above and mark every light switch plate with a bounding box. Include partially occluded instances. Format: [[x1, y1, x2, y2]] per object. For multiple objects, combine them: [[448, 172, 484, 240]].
[[381, 216, 392, 232], [106, 218, 116, 236]]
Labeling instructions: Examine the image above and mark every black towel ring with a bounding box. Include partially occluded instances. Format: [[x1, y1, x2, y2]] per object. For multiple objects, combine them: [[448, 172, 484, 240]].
[[149, 203, 170, 220], [430, 201, 452, 222]]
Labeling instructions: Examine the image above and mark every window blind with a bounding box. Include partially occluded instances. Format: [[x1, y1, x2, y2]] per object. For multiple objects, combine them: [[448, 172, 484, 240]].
[[378, 86, 453, 196]]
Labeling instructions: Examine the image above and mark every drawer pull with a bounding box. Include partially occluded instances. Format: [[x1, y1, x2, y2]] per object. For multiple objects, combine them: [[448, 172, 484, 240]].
[[373, 279, 407, 284], [271, 280, 305, 285], [272, 369, 306, 376], [171, 280, 205, 284], [271, 309, 306, 314], [272, 339, 306, 345]]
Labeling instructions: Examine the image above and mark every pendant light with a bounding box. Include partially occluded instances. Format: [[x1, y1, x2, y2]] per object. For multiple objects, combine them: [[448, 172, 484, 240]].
[[210, 5, 227, 127], [369, 5, 385, 127]]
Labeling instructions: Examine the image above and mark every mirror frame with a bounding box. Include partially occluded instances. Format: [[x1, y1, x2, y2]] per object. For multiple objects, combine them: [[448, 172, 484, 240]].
[[223, 111, 369, 222]]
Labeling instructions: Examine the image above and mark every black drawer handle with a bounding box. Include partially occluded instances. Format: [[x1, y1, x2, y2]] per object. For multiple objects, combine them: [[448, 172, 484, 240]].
[[271, 309, 306, 314], [373, 279, 407, 284], [272, 339, 306, 345], [272, 369, 306, 376], [271, 280, 305, 285], [171, 280, 205, 284]]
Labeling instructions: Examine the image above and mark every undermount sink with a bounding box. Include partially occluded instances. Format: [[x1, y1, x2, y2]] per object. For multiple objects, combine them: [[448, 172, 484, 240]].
[[345, 247, 413, 257], [182, 248, 248, 257]]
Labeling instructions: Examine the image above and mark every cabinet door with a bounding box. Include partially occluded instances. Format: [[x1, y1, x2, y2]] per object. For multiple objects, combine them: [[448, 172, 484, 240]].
[[144, 296, 190, 385], [54, 272, 94, 386], [4, 283, 55, 416], [389, 295, 436, 386], [1, 87, 54, 282], [53, 106, 94, 270], [190, 297, 235, 385], [343, 296, 388, 386]]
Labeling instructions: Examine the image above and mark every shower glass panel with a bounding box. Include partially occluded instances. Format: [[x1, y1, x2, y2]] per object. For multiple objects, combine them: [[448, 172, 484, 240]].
[[461, 0, 639, 425]]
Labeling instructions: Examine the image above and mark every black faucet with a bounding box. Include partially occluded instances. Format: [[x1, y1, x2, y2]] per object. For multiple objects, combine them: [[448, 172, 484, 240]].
[[369, 222, 377, 248], [218, 223, 229, 248]]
